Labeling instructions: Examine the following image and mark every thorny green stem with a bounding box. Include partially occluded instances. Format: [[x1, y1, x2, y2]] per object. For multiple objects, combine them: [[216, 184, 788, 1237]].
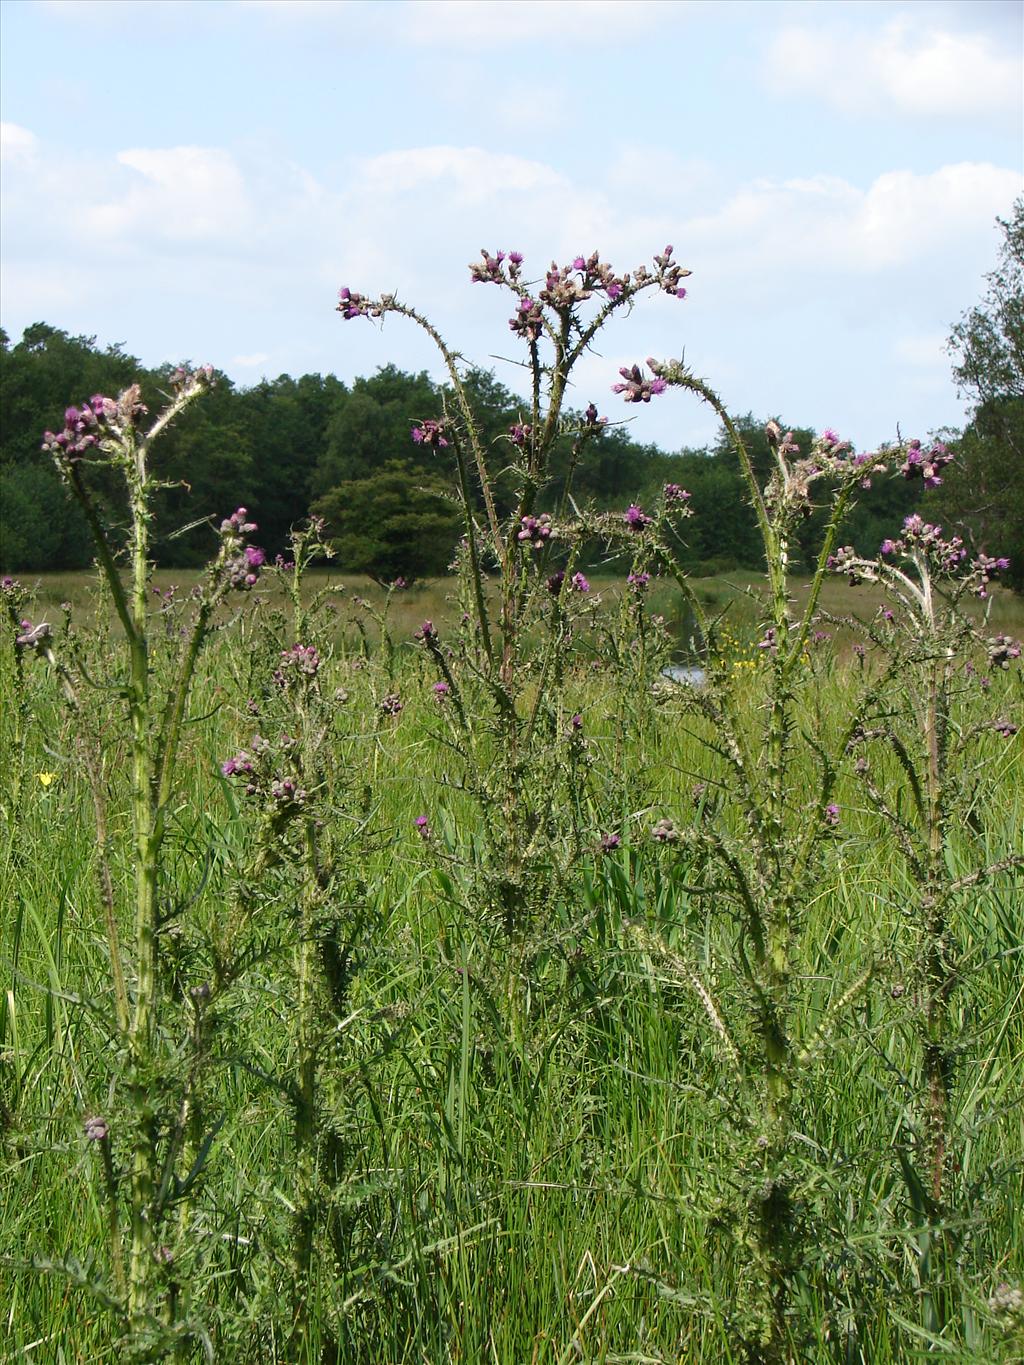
[[124, 424, 161, 1333], [449, 428, 494, 668], [288, 550, 323, 1354], [97, 1133, 126, 1299], [380, 300, 502, 551], [59, 379, 216, 1335]]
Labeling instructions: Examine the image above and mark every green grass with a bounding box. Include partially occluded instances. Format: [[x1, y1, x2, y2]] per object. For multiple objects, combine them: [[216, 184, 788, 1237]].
[[2, 579, 1022, 1363]]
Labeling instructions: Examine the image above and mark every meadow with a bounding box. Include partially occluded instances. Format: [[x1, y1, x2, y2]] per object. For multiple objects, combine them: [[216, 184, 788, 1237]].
[[3, 252, 1024, 1364], [3, 564, 1022, 1363]]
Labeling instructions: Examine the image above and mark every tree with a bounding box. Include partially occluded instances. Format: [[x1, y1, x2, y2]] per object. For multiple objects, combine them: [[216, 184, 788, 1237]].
[[0, 325, 143, 569], [310, 366, 441, 496], [930, 200, 1024, 588], [311, 460, 462, 584]]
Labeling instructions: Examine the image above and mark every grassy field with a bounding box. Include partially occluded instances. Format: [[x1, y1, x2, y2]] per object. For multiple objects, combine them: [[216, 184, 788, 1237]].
[[2, 570, 1022, 1363], [19, 567, 1024, 653]]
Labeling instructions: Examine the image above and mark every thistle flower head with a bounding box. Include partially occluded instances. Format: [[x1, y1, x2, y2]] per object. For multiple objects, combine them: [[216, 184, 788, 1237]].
[[518, 514, 552, 550], [624, 504, 653, 530], [612, 364, 667, 404], [411, 418, 449, 448]]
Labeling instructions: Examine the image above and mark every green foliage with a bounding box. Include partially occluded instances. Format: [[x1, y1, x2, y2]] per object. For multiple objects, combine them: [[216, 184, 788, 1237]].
[[0, 326, 942, 581], [932, 200, 1024, 588], [0, 459, 93, 570], [311, 365, 440, 495], [312, 459, 462, 583], [926, 399, 1024, 589]]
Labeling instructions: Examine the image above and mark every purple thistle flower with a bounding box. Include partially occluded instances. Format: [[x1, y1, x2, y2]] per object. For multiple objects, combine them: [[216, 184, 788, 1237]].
[[988, 634, 1021, 670], [663, 483, 691, 504], [83, 1116, 109, 1142], [411, 418, 448, 448], [414, 814, 431, 840], [612, 364, 666, 404], [432, 681, 450, 699], [624, 504, 653, 531], [599, 832, 621, 853], [337, 287, 371, 320], [518, 514, 553, 550], [469, 249, 508, 284], [824, 803, 841, 827], [571, 572, 590, 593]]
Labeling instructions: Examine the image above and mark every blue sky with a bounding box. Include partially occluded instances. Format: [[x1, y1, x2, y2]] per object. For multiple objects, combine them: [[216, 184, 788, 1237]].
[[2, 0, 1021, 453]]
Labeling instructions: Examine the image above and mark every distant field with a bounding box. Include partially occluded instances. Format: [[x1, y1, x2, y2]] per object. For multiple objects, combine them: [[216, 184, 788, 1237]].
[[20, 567, 1024, 656]]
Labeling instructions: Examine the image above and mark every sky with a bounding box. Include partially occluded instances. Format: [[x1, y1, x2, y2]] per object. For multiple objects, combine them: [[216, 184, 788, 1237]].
[[1, 0, 1022, 454]]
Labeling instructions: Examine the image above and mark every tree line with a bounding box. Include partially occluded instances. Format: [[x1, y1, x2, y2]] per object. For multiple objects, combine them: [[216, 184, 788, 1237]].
[[2, 197, 1020, 588]]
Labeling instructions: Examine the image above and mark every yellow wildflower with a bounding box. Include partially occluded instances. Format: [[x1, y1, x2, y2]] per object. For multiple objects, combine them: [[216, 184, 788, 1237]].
[[37, 771, 58, 787]]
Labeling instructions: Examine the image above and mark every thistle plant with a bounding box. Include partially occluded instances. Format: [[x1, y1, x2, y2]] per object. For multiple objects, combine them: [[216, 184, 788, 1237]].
[[827, 513, 1022, 1334], [336, 249, 693, 1009], [612, 369, 909, 1360], [22, 373, 265, 1354], [220, 520, 373, 1358]]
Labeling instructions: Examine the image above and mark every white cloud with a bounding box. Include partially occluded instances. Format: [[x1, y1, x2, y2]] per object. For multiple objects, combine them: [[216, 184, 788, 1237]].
[[682, 163, 1022, 275], [1, 122, 37, 161], [1, 130, 1015, 451], [769, 17, 1022, 117], [82, 147, 251, 244], [355, 145, 565, 200]]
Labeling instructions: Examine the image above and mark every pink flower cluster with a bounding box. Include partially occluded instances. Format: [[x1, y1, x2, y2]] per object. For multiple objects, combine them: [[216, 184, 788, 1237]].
[[663, 483, 691, 504], [880, 515, 968, 573], [411, 419, 449, 448], [337, 287, 373, 319], [546, 570, 590, 595], [469, 249, 524, 284], [624, 504, 654, 530], [973, 553, 1011, 599], [42, 395, 119, 462], [988, 633, 1022, 670], [518, 514, 552, 550], [613, 364, 667, 404], [220, 508, 265, 589], [900, 439, 953, 489], [509, 297, 544, 342], [273, 642, 321, 687], [222, 734, 307, 807]]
